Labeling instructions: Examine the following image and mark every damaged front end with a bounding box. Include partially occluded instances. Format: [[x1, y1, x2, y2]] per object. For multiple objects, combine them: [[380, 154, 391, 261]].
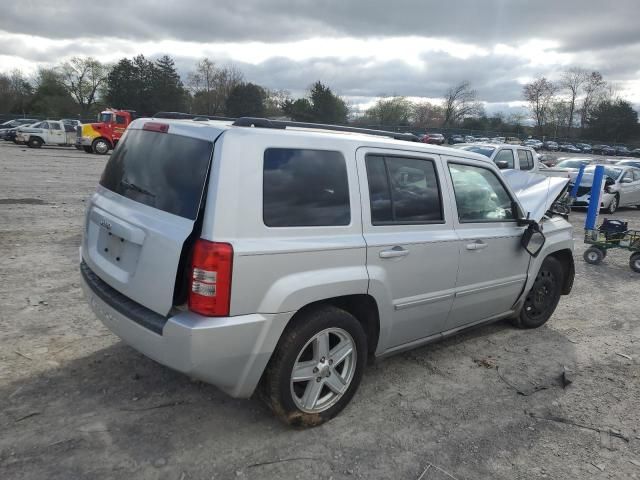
[[502, 170, 571, 222]]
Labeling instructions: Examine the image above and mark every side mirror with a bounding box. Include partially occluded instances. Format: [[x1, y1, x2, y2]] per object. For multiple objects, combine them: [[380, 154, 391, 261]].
[[495, 160, 509, 169], [521, 223, 546, 257]]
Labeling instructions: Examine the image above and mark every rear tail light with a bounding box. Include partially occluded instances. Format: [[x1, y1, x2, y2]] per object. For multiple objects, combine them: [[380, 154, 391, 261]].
[[188, 239, 233, 317]]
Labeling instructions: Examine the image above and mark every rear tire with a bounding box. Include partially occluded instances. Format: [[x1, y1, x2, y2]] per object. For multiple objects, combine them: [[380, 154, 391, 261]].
[[28, 137, 42, 148], [584, 247, 605, 265], [512, 256, 564, 329], [262, 305, 367, 427], [92, 138, 110, 155], [630, 253, 640, 273]]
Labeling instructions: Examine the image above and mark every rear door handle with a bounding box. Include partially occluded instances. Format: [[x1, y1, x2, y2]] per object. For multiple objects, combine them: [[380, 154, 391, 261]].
[[466, 240, 488, 250], [379, 246, 409, 259]]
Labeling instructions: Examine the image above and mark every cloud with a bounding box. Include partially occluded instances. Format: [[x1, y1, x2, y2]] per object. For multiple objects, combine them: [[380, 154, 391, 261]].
[[1, 0, 638, 53], [0, 1, 639, 110]]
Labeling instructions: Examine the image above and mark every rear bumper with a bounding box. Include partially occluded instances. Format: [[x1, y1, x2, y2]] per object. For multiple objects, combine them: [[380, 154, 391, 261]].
[[80, 260, 293, 398]]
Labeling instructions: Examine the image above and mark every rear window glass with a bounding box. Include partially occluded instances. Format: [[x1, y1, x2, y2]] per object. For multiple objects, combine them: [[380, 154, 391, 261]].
[[263, 148, 350, 227], [99, 129, 213, 220]]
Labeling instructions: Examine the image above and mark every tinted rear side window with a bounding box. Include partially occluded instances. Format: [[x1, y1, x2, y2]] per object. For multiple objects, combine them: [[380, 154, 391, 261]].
[[99, 129, 213, 220], [263, 148, 350, 227], [365, 155, 443, 224]]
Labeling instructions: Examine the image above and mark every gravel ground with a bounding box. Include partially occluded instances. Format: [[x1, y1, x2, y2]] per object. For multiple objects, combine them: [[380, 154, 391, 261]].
[[1, 142, 639, 480]]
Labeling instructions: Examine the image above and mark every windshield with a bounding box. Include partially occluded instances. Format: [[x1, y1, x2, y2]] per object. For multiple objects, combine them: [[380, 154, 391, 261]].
[[99, 113, 113, 123], [556, 159, 590, 169], [459, 145, 496, 158]]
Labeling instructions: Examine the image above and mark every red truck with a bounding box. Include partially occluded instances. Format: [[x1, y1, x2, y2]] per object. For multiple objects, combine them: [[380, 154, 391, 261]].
[[76, 109, 136, 154]]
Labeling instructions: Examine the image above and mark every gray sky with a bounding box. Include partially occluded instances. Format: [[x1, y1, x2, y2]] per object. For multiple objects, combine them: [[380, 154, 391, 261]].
[[1, 0, 638, 114]]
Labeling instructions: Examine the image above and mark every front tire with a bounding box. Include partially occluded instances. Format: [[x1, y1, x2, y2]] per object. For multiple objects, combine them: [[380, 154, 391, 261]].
[[92, 138, 110, 155], [262, 305, 367, 427], [606, 195, 619, 214], [513, 256, 564, 329], [630, 253, 640, 273]]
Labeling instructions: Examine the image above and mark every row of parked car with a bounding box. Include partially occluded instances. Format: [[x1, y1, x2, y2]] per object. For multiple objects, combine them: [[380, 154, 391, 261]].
[[420, 133, 521, 146], [417, 131, 640, 158], [521, 138, 639, 156], [0, 118, 81, 146]]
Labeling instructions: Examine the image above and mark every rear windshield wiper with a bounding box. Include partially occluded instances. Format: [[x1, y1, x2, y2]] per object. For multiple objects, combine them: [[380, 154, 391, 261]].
[[120, 179, 155, 198]]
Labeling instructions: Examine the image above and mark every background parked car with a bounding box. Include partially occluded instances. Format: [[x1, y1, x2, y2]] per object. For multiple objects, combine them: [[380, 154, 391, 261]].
[[575, 143, 592, 153], [0, 118, 40, 140], [5, 122, 40, 143], [614, 146, 631, 156], [16, 120, 76, 148], [554, 158, 594, 172], [559, 143, 581, 153], [538, 153, 559, 166], [570, 165, 640, 213], [455, 143, 540, 172], [631, 148, 640, 158], [543, 141, 559, 151], [464, 135, 476, 143], [448, 134, 465, 144], [592, 144, 616, 155], [420, 133, 445, 145], [616, 159, 640, 169], [523, 139, 543, 150]]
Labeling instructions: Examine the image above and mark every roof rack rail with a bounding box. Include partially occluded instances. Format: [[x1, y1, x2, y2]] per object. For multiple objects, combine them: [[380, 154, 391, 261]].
[[232, 117, 419, 142], [153, 111, 236, 121]]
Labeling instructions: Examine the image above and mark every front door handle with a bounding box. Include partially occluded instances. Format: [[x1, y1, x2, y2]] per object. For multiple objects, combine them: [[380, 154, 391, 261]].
[[379, 246, 409, 259], [466, 240, 488, 251]]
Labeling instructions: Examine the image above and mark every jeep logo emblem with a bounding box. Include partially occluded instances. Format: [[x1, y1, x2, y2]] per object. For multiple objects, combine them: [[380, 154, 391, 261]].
[[99, 219, 112, 230]]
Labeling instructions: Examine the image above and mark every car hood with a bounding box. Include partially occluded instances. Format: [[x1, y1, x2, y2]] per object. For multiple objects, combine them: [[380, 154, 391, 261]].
[[502, 170, 570, 222]]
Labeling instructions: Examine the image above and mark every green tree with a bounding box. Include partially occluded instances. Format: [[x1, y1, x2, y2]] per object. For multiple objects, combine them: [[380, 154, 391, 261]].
[[105, 55, 162, 115], [59, 56, 109, 116], [153, 55, 187, 112], [29, 68, 77, 117], [587, 100, 638, 142], [225, 82, 265, 117], [0, 70, 33, 114], [364, 96, 413, 126], [309, 81, 348, 124], [187, 58, 244, 115], [283, 98, 315, 121], [283, 81, 348, 123], [105, 58, 141, 110]]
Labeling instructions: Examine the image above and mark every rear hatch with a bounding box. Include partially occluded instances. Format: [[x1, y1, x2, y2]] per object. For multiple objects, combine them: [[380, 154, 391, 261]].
[[82, 121, 225, 316]]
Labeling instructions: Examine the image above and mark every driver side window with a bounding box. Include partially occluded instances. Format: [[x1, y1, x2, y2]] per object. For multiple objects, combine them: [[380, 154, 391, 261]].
[[448, 163, 516, 222]]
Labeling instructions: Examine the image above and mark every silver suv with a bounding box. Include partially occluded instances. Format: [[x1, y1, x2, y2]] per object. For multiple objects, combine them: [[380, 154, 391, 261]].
[[80, 117, 575, 426]]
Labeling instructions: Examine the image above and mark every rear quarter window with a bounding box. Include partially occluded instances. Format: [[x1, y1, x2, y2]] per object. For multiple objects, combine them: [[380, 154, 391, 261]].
[[263, 148, 350, 227]]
